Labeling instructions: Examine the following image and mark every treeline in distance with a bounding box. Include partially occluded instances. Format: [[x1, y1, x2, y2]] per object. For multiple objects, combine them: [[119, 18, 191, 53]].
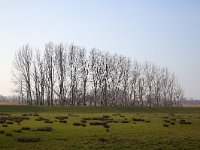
[[12, 42, 184, 107]]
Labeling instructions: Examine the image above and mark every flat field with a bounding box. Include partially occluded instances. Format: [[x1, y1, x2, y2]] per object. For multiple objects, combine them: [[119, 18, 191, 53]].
[[0, 106, 200, 150]]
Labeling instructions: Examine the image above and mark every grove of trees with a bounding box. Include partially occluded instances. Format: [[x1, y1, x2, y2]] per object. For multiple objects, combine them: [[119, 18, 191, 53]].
[[12, 42, 184, 107]]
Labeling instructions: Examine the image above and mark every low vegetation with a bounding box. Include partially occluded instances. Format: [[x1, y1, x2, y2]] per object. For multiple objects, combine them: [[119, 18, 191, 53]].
[[0, 106, 200, 149]]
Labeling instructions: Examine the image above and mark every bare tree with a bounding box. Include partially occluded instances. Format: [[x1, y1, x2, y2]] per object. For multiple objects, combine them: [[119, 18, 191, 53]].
[[160, 68, 170, 106], [137, 65, 147, 107], [77, 48, 88, 105], [144, 62, 157, 107], [129, 61, 141, 106], [168, 74, 176, 107], [55, 44, 67, 105], [98, 52, 111, 106], [68, 44, 80, 105], [12, 71, 25, 104], [89, 48, 101, 106], [32, 53, 40, 105], [36, 51, 45, 105], [121, 57, 131, 106], [153, 68, 162, 107], [44, 42, 55, 105], [174, 84, 184, 106], [109, 54, 120, 106], [13, 45, 33, 105]]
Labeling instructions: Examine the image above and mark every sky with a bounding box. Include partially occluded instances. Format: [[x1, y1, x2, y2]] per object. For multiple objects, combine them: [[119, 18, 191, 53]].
[[0, 0, 200, 99]]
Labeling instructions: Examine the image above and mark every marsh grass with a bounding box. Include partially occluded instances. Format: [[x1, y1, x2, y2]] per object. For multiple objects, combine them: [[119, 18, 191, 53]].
[[0, 106, 200, 149]]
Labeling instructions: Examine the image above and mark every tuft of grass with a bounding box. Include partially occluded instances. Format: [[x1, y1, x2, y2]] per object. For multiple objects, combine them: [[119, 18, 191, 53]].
[[16, 137, 40, 142], [90, 122, 107, 126], [163, 124, 169, 127], [5, 133, 12, 136], [121, 120, 129, 123], [36, 127, 52, 132], [2, 124, 8, 127], [179, 120, 192, 124], [133, 118, 145, 122], [21, 127, 30, 130], [0, 130, 4, 134], [73, 122, 83, 126]]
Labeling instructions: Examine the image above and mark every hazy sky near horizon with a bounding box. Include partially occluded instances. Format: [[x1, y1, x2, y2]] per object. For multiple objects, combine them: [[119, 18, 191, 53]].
[[0, 0, 200, 99]]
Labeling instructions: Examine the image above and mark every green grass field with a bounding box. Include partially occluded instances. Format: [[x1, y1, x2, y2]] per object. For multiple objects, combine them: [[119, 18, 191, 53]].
[[0, 106, 200, 150]]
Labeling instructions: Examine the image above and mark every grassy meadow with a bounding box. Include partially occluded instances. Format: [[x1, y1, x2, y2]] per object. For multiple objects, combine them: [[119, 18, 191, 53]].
[[0, 106, 200, 150]]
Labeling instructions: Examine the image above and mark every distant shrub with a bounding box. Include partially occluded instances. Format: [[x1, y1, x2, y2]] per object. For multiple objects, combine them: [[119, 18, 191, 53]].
[[0, 113, 11, 116], [36, 117, 46, 121], [92, 117, 113, 121], [169, 113, 175, 116], [82, 123, 86, 127], [55, 116, 68, 120], [106, 129, 109, 132], [5, 133, 12, 136], [36, 127, 52, 132], [110, 120, 118, 123], [103, 115, 111, 118], [164, 120, 170, 123], [18, 116, 30, 120], [82, 117, 92, 120], [103, 124, 110, 128], [2, 124, 8, 127], [112, 114, 121, 116], [179, 120, 192, 124], [163, 124, 169, 127], [0, 120, 6, 124], [6, 121, 13, 124], [14, 129, 22, 133], [0, 130, 4, 134], [171, 118, 176, 121], [121, 120, 129, 123], [73, 122, 82, 126], [54, 138, 67, 141], [133, 118, 145, 122], [14, 120, 21, 124], [170, 122, 175, 125], [21, 127, 30, 130], [98, 138, 108, 142], [44, 120, 53, 124], [90, 122, 107, 126], [16, 137, 40, 142], [81, 120, 87, 123], [33, 113, 39, 116], [59, 120, 67, 123], [68, 114, 79, 117]]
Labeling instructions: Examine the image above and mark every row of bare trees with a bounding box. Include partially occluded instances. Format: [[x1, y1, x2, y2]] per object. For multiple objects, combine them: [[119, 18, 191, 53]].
[[12, 42, 184, 107]]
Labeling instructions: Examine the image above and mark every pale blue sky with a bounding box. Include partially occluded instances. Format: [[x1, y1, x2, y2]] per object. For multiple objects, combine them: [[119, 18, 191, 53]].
[[0, 0, 200, 99]]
